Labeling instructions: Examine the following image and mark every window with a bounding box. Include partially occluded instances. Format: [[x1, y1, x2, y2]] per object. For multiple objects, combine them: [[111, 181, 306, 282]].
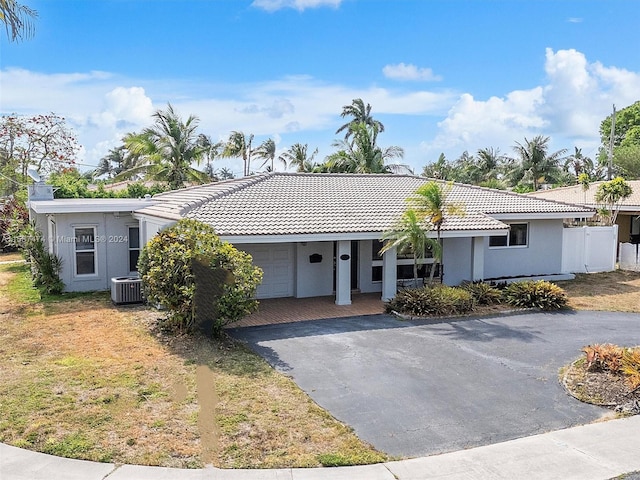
[[371, 239, 436, 282], [490, 223, 528, 248], [74, 226, 96, 275], [129, 226, 140, 272]]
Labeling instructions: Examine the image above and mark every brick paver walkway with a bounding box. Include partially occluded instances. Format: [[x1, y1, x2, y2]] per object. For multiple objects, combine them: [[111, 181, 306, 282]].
[[230, 293, 385, 328]]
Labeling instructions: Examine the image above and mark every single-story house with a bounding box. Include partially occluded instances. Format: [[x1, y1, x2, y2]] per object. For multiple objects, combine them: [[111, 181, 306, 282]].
[[28, 173, 596, 304], [529, 180, 640, 244]]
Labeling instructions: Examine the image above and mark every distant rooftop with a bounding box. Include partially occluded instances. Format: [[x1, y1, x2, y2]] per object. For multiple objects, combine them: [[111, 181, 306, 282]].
[[529, 180, 640, 211]]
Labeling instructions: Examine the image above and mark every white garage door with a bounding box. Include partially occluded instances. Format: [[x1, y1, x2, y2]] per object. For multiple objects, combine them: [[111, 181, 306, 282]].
[[241, 244, 294, 298]]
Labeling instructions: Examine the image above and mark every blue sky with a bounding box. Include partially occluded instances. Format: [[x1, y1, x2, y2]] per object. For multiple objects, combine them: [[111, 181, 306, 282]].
[[1, 0, 640, 177]]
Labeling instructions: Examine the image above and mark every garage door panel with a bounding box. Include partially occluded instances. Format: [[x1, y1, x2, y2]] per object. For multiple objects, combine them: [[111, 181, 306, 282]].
[[241, 244, 294, 298]]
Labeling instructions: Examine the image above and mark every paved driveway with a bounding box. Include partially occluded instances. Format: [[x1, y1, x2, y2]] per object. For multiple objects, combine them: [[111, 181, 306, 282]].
[[229, 311, 640, 458]]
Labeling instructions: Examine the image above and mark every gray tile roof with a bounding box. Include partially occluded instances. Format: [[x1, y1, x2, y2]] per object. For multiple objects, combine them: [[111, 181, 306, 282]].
[[136, 173, 594, 237], [528, 180, 640, 210]]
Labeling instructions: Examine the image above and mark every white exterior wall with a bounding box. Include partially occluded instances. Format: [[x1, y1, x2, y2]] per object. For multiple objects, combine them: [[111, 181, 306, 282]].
[[484, 219, 563, 279], [442, 237, 473, 286], [46, 212, 138, 292], [295, 241, 334, 298]]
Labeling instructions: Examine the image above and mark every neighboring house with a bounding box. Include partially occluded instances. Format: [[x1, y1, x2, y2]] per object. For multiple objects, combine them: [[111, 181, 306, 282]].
[[29, 173, 595, 303], [529, 181, 640, 245]]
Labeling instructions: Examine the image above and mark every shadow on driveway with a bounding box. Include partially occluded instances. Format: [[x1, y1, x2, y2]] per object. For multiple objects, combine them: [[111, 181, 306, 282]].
[[229, 310, 640, 458]]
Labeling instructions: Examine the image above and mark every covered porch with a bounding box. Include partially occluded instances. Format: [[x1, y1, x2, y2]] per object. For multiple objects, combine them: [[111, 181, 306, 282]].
[[230, 292, 385, 328]]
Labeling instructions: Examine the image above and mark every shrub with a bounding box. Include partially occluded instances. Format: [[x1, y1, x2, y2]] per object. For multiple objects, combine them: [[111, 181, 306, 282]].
[[502, 280, 568, 310], [0, 197, 29, 252], [582, 344, 640, 389], [385, 284, 475, 317], [461, 281, 502, 305], [137, 219, 263, 337], [7, 221, 64, 295]]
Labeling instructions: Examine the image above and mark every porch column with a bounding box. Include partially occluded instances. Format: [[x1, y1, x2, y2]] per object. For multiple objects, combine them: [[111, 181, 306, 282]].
[[335, 240, 352, 305], [472, 236, 485, 281], [381, 245, 397, 301]]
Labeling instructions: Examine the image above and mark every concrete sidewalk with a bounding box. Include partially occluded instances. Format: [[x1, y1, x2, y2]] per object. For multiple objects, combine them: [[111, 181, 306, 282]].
[[2, 415, 639, 480]]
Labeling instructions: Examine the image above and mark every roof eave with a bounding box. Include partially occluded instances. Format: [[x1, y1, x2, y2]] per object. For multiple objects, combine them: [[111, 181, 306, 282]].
[[490, 211, 595, 220]]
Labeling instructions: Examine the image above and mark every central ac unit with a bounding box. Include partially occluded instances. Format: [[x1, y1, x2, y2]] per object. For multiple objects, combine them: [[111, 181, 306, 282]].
[[111, 276, 143, 304]]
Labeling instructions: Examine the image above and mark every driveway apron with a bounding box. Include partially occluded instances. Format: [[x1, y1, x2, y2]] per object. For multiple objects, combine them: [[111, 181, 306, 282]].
[[229, 311, 640, 458]]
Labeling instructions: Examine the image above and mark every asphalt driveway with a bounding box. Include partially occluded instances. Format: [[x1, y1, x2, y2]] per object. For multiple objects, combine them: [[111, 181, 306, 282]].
[[229, 310, 640, 458]]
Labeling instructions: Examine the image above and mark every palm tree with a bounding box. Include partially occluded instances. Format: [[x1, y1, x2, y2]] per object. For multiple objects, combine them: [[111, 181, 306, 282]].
[[422, 153, 451, 180], [324, 122, 404, 173], [278, 143, 319, 172], [508, 135, 567, 190], [94, 145, 135, 179], [117, 104, 209, 190], [1, 0, 37, 42], [222, 131, 254, 177], [197, 134, 222, 181], [336, 98, 385, 140], [254, 138, 277, 171], [380, 208, 441, 287], [409, 181, 465, 282], [216, 167, 235, 180]]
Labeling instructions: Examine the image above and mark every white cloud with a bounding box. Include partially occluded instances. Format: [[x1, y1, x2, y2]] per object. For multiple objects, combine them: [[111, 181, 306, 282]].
[[421, 48, 640, 161], [567, 17, 583, 23], [382, 63, 443, 82], [3, 48, 639, 174], [251, 0, 341, 12]]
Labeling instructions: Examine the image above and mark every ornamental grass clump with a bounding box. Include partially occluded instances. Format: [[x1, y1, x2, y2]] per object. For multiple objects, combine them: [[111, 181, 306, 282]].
[[385, 284, 475, 317], [461, 281, 502, 305], [502, 280, 568, 310]]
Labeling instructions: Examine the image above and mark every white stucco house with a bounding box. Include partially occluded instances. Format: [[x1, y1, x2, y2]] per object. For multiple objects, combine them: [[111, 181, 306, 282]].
[[28, 173, 595, 304]]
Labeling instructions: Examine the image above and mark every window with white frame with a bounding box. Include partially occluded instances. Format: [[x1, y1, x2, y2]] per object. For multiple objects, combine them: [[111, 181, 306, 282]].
[[74, 226, 96, 275], [371, 239, 436, 281], [489, 223, 528, 248], [128, 226, 140, 272]]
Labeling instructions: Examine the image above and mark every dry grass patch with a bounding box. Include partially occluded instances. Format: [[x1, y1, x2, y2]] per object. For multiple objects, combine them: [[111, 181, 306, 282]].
[[558, 270, 640, 312], [0, 263, 386, 468]]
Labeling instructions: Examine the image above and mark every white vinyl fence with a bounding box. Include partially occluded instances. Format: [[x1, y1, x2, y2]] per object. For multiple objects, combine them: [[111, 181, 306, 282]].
[[620, 243, 640, 272], [562, 225, 618, 274]]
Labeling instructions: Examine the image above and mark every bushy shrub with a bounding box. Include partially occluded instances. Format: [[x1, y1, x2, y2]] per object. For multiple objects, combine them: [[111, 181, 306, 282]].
[[385, 284, 475, 317], [502, 280, 568, 310], [137, 219, 263, 337], [461, 281, 502, 305]]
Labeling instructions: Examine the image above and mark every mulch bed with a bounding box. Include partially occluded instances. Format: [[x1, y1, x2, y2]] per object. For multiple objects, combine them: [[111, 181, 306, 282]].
[[562, 360, 640, 414]]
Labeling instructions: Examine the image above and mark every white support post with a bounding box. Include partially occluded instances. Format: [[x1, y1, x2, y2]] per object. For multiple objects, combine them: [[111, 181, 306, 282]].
[[381, 245, 397, 301], [335, 240, 352, 305], [472, 236, 485, 282]]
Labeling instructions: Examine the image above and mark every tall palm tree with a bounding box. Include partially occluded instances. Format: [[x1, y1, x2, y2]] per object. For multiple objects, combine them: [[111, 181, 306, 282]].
[[508, 135, 567, 190], [336, 98, 385, 140], [324, 122, 404, 173], [222, 131, 254, 177], [409, 181, 465, 282], [0, 0, 37, 42], [254, 138, 277, 171], [117, 104, 209, 190], [278, 143, 319, 172], [380, 208, 441, 287], [563, 147, 598, 183], [197, 134, 222, 181], [95, 145, 135, 179]]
